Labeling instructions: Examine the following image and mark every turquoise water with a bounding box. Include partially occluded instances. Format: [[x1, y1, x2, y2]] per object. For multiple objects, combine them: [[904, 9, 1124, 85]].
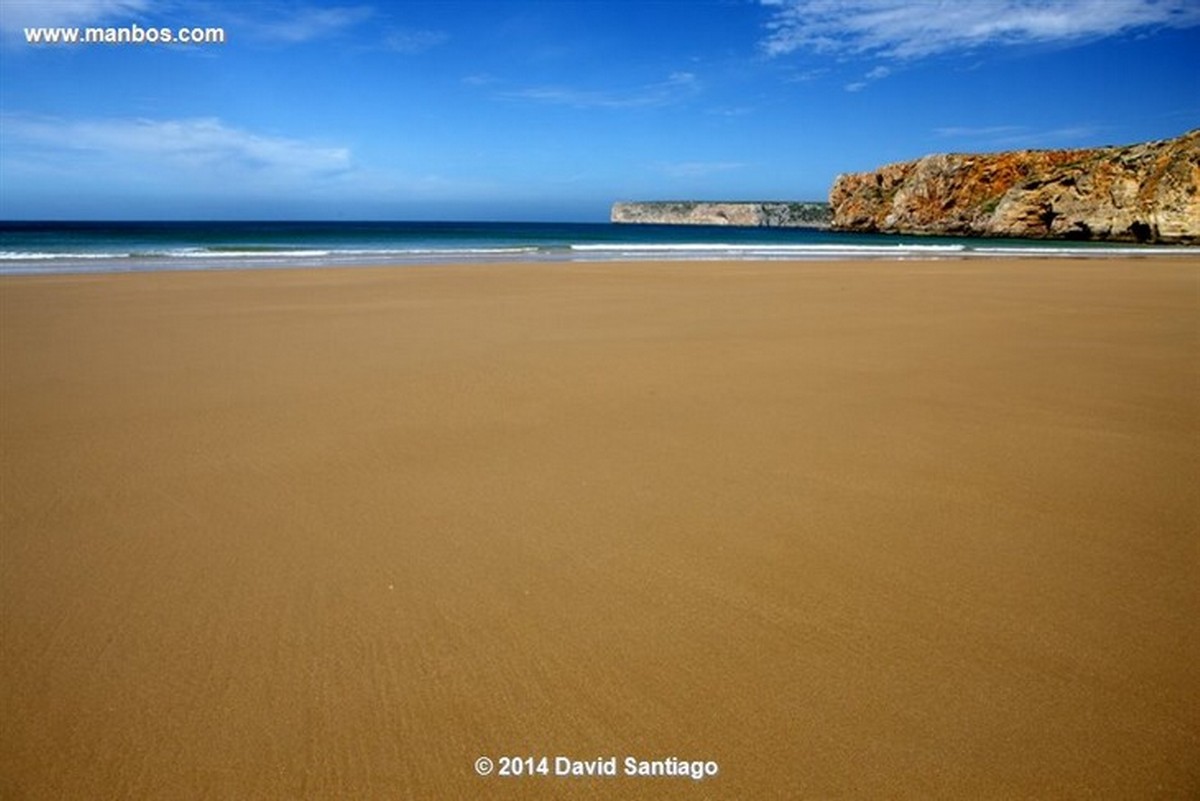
[[1, 221, 1194, 275]]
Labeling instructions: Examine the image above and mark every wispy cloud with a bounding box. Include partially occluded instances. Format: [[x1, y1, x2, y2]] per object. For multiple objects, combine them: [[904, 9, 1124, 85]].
[[782, 67, 829, 83], [657, 161, 747, 179], [760, 0, 1200, 59], [931, 124, 1102, 148], [250, 5, 374, 44], [2, 114, 351, 178], [462, 73, 499, 87], [933, 125, 1028, 139], [1, 2, 376, 48], [499, 72, 700, 110], [706, 106, 754, 117], [0, 0, 150, 34], [384, 27, 447, 54], [845, 64, 891, 91]]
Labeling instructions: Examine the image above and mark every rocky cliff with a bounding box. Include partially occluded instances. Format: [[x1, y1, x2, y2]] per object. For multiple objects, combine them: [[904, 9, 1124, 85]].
[[612, 201, 830, 228], [829, 130, 1199, 243]]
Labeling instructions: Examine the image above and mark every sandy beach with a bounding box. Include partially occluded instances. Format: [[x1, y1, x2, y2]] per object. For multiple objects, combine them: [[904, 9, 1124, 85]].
[[1, 258, 1197, 799]]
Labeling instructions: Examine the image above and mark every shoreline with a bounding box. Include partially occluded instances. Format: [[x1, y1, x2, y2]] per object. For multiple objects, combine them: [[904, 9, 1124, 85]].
[[4, 244, 1199, 277], [3, 258, 1197, 798], [4, 219, 1200, 277]]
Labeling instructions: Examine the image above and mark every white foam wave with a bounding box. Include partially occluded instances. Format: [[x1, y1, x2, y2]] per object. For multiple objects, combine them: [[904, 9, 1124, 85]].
[[571, 243, 966, 252], [569, 243, 969, 258], [342, 247, 541, 256], [0, 250, 129, 260], [974, 246, 1200, 257], [166, 246, 542, 259], [174, 249, 333, 258]]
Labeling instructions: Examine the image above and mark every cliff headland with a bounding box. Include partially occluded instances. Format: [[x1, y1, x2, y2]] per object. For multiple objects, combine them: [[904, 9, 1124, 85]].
[[610, 131, 1197, 244], [829, 130, 1199, 244], [611, 201, 831, 228]]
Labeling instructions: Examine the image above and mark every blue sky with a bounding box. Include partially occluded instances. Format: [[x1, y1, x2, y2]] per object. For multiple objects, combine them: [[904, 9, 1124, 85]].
[[1, 0, 1197, 220]]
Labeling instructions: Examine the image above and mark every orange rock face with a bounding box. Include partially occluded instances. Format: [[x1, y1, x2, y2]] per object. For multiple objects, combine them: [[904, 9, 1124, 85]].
[[830, 130, 1199, 243]]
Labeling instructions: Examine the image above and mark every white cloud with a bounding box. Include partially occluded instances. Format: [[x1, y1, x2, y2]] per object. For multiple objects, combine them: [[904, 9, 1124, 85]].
[[0, 1, 375, 45], [0, 114, 523, 213], [0, 0, 150, 33], [252, 5, 373, 43], [781, 67, 829, 83], [500, 72, 700, 110], [761, 0, 1200, 59], [462, 73, 499, 87], [658, 161, 746, 179], [844, 63, 892, 91], [706, 106, 754, 117], [385, 28, 447, 54], [2, 114, 351, 178], [844, 64, 892, 90], [930, 124, 1101, 148], [933, 125, 1027, 138]]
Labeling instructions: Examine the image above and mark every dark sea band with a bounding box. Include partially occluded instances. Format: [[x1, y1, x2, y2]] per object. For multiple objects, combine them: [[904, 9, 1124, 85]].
[[2, 220, 1196, 275]]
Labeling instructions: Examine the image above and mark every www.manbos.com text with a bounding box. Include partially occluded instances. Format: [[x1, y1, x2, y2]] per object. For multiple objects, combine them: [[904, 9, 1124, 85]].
[[24, 24, 226, 46]]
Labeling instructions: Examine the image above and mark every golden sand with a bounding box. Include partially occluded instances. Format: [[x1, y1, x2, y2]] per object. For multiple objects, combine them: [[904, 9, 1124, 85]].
[[2, 259, 1197, 798]]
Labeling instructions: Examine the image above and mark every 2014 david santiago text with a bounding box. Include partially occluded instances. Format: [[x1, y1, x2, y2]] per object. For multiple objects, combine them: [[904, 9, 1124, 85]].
[[476, 755, 720, 781]]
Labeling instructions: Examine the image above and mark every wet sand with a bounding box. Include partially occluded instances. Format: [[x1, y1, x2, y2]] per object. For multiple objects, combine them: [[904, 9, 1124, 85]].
[[2, 259, 1197, 799]]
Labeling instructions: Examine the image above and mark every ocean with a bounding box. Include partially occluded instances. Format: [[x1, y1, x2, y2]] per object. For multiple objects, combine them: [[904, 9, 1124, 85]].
[[1, 220, 1195, 275]]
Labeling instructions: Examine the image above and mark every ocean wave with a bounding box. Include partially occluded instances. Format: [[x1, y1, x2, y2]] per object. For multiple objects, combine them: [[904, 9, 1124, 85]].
[[569, 243, 969, 258], [168, 248, 334, 258], [571, 243, 964, 251], [4, 230, 1194, 276], [972, 245, 1200, 257], [0, 250, 130, 260], [0, 245, 543, 262], [169, 246, 545, 259], [569, 242, 1200, 259], [335, 247, 542, 256]]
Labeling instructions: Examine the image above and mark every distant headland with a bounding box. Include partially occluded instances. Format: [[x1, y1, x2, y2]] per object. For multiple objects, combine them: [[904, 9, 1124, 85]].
[[611, 201, 830, 228], [613, 129, 1199, 244]]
